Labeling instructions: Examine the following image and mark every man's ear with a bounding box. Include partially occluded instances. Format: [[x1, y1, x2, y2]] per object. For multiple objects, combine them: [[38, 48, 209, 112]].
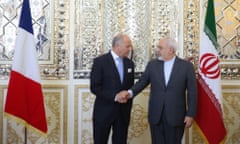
[[170, 47, 175, 53]]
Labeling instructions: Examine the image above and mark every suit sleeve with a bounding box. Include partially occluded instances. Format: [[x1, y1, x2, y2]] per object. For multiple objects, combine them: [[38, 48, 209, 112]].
[[90, 58, 103, 96], [186, 62, 198, 117], [131, 62, 151, 97]]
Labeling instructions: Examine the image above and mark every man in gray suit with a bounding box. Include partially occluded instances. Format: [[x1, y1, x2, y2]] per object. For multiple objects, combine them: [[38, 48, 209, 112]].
[[116, 37, 197, 144]]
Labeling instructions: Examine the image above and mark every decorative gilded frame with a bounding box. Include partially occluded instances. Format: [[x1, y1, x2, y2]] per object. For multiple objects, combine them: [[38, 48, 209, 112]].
[[0, 0, 69, 80], [0, 85, 68, 144]]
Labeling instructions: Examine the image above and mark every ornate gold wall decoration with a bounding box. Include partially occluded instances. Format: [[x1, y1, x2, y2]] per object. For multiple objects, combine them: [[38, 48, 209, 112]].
[[192, 124, 205, 144], [198, 0, 240, 80], [183, 0, 200, 66], [0, 0, 69, 80], [184, 0, 240, 80], [74, 85, 94, 144], [221, 86, 240, 143], [0, 85, 68, 144], [73, 0, 180, 78], [41, 0, 69, 80], [216, 0, 240, 59], [73, 0, 103, 79], [128, 92, 150, 144], [151, 0, 179, 57]]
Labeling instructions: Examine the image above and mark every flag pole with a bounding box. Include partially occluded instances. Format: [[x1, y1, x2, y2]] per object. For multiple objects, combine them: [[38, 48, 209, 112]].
[[25, 127, 27, 144]]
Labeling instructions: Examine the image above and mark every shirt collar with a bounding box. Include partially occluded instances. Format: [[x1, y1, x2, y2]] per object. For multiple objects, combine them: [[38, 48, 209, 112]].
[[111, 50, 121, 60], [165, 56, 176, 63]]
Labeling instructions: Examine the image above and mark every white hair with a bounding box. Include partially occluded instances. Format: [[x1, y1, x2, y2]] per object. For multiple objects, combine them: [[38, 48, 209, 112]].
[[165, 37, 178, 52], [112, 33, 129, 48]]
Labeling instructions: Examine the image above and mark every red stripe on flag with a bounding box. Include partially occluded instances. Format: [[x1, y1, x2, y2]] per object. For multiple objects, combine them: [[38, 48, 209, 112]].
[[195, 75, 226, 144], [5, 71, 47, 133]]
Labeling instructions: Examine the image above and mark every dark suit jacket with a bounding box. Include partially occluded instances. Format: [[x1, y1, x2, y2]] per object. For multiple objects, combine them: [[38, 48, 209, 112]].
[[131, 57, 197, 126], [90, 52, 134, 125]]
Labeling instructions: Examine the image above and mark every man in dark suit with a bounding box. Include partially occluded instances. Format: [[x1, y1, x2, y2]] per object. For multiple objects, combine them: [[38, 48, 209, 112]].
[[117, 37, 197, 144], [90, 34, 134, 144]]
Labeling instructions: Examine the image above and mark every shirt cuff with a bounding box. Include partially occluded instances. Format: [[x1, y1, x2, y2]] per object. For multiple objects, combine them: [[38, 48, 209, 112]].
[[128, 89, 133, 98], [114, 95, 118, 102]]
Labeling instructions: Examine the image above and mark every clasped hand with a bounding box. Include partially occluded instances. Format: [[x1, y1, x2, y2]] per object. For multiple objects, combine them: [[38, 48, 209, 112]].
[[115, 90, 130, 103]]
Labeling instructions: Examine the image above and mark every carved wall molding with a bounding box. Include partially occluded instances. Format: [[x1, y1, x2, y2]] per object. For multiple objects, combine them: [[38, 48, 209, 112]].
[[0, 85, 68, 144]]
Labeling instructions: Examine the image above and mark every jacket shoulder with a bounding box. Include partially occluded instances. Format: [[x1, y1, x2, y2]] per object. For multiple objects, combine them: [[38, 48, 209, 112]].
[[176, 57, 193, 64], [93, 53, 109, 62], [124, 57, 134, 65], [148, 59, 161, 65]]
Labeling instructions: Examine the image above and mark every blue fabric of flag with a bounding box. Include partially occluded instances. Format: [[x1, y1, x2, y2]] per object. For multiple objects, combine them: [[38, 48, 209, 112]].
[[19, 0, 34, 34]]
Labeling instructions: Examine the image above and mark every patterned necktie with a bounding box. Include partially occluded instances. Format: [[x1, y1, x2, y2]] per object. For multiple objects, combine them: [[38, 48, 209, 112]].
[[116, 57, 123, 83]]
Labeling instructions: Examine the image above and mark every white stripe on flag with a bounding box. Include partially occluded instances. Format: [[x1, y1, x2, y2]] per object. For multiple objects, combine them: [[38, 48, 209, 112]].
[[199, 32, 222, 104], [12, 28, 41, 83]]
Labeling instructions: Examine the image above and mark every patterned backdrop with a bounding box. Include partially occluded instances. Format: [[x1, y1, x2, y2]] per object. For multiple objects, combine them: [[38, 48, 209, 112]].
[[73, 0, 180, 78]]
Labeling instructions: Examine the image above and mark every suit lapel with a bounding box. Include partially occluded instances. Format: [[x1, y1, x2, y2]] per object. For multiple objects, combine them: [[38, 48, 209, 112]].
[[122, 58, 133, 85], [123, 58, 127, 83], [107, 52, 122, 84], [157, 60, 166, 88], [167, 57, 180, 87]]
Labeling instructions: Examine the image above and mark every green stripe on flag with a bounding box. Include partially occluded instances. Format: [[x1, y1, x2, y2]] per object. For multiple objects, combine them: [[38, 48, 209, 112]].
[[204, 0, 219, 49]]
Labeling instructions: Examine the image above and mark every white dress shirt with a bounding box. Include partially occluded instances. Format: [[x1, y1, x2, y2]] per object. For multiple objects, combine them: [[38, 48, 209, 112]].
[[111, 50, 121, 66], [164, 56, 176, 85], [111, 50, 123, 82]]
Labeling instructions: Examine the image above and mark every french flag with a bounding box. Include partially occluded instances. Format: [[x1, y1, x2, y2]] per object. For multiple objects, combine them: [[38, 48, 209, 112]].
[[4, 0, 48, 134]]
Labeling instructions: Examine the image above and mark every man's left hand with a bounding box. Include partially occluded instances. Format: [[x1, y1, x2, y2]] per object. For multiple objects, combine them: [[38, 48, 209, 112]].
[[184, 116, 194, 128]]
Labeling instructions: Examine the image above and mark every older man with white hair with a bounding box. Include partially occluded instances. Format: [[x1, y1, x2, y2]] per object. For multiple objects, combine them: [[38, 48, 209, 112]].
[[116, 37, 198, 144]]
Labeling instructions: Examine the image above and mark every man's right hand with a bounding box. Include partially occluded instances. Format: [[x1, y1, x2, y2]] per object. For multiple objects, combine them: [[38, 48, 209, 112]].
[[115, 90, 130, 103]]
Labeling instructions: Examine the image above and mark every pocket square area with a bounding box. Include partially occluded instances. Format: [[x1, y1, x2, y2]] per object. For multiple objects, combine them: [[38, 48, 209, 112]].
[[128, 68, 132, 73]]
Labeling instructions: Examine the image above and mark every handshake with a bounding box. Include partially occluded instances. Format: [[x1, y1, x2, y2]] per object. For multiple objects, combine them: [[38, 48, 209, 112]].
[[115, 90, 131, 103]]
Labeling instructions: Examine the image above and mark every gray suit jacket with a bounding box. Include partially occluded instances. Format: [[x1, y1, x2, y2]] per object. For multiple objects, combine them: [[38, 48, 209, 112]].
[[132, 57, 197, 126]]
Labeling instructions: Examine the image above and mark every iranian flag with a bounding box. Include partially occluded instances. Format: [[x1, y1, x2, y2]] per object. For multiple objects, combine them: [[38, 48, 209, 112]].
[[4, 0, 48, 134], [195, 0, 226, 143]]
